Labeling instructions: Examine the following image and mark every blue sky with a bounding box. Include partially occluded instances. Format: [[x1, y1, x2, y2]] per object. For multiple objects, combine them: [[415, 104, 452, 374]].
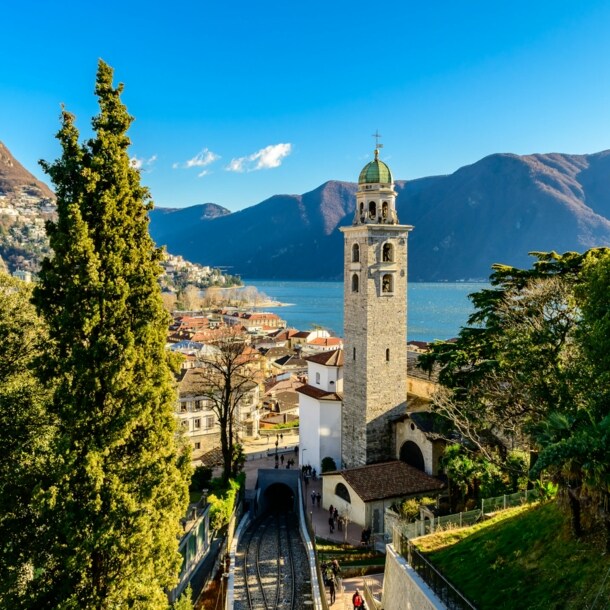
[[2, 1, 610, 211]]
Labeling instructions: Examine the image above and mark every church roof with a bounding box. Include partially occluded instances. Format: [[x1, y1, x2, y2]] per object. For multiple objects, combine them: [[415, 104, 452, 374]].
[[358, 149, 393, 185], [305, 348, 344, 367], [296, 385, 343, 401], [330, 460, 444, 502]]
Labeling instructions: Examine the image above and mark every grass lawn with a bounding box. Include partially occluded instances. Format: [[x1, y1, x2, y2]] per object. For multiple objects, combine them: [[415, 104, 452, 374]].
[[414, 501, 610, 610]]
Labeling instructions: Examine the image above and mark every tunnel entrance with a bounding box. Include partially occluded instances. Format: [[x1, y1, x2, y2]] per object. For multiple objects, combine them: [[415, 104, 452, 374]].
[[263, 482, 295, 513]]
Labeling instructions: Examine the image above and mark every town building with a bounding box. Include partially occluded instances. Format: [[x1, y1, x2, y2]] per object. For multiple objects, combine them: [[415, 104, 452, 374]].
[[176, 366, 260, 459]]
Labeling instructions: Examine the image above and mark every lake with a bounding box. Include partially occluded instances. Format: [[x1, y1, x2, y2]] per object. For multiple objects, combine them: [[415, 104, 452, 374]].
[[244, 280, 488, 342]]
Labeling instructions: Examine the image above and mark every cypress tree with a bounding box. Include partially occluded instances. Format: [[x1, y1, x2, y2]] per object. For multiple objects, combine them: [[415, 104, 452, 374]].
[[32, 60, 190, 609]]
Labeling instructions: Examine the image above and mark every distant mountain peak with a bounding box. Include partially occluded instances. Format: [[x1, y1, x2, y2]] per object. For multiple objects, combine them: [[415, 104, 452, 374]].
[[149, 150, 610, 281], [0, 141, 54, 199]]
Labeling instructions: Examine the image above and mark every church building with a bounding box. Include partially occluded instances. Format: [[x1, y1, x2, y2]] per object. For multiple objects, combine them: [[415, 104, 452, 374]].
[[340, 145, 413, 468]]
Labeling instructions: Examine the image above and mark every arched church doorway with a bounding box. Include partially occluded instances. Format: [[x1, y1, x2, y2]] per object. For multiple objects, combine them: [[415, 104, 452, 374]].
[[399, 440, 425, 472]]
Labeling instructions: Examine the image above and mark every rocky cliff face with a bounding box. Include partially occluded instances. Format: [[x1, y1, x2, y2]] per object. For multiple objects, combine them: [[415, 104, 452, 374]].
[[0, 141, 54, 199], [0, 141, 55, 272], [149, 150, 610, 281]]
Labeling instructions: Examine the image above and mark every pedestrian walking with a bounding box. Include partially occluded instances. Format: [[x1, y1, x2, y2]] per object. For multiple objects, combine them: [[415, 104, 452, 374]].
[[311, 490, 316, 506], [352, 589, 364, 609], [316, 492, 321, 507], [328, 578, 336, 604], [328, 516, 334, 534], [329, 504, 334, 518], [333, 507, 338, 524]]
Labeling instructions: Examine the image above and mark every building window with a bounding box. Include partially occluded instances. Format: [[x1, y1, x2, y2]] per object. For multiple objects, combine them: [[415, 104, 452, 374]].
[[352, 243, 360, 263], [353, 347, 356, 361], [180, 403, 187, 413], [351, 273, 359, 293], [382, 201, 388, 220], [368, 201, 376, 219], [386, 348, 390, 362], [382, 274, 393, 293], [205, 415, 214, 429], [315, 372, 321, 385], [194, 400, 204, 411], [382, 242, 394, 262], [194, 418, 201, 430], [194, 442, 201, 450], [181, 420, 189, 430], [335, 483, 351, 503]]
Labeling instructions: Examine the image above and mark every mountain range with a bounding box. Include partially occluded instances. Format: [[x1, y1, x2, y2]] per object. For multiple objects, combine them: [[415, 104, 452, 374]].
[[3, 140, 610, 281], [149, 150, 610, 281]]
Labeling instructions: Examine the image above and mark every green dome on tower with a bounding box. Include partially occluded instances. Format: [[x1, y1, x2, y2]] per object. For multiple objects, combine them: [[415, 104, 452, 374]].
[[358, 149, 393, 184]]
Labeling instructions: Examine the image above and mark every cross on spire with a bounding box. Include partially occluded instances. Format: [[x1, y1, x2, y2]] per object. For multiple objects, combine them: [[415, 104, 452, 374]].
[[372, 130, 383, 150]]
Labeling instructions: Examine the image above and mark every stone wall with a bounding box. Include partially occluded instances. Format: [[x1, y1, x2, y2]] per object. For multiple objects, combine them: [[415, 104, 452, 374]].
[[341, 224, 413, 468], [381, 544, 445, 610]]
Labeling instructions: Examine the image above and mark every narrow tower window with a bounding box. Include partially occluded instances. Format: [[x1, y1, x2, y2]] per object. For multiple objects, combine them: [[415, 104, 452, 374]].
[[386, 348, 390, 362], [382, 274, 393, 293], [382, 243, 394, 262], [315, 372, 320, 385], [353, 347, 356, 361], [382, 201, 388, 220], [368, 201, 376, 219], [352, 243, 360, 263], [351, 273, 359, 293]]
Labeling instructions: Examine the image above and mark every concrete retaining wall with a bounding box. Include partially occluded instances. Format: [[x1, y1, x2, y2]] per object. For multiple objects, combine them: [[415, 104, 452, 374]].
[[381, 544, 445, 610]]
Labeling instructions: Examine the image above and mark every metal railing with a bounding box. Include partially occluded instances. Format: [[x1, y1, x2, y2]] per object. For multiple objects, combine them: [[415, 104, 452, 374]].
[[481, 488, 540, 514], [406, 540, 477, 610], [299, 473, 330, 610], [363, 577, 382, 610]]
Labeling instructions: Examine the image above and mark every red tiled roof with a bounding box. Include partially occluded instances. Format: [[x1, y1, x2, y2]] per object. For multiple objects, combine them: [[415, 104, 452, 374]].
[[308, 337, 343, 347], [296, 385, 342, 401], [305, 349, 344, 367], [329, 461, 444, 502]]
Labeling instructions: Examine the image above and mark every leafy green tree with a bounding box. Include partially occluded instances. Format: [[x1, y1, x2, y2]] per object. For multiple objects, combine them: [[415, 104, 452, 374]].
[[29, 60, 190, 609], [531, 250, 610, 543], [422, 248, 610, 540], [0, 274, 54, 606]]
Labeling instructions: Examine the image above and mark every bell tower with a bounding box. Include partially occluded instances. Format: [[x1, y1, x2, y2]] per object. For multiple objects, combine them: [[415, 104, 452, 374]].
[[340, 140, 413, 468]]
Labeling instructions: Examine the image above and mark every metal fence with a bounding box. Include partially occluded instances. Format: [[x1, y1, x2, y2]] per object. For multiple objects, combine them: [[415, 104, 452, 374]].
[[405, 540, 478, 610], [392, 488, 541, 543], [481, 488, 540, 514]]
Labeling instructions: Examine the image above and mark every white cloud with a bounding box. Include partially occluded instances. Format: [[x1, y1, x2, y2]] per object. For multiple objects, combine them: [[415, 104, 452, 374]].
[[174, 148, 220, 173], [226, 143, 292, 173], [130, 154, 157, 171]]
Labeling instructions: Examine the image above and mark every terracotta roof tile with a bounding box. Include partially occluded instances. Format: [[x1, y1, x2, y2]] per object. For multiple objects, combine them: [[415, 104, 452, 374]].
[[330, 461, 444, 502], [296, 385, 343, 401], [305, 349, 344, 367]]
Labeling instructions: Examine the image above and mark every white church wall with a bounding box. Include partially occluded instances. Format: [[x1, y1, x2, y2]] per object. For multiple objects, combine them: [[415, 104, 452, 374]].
[[299, 393, 321, 471], [308, 361, 342, 393], [318, 401, 342, 471], [322, 473, 367, 529]]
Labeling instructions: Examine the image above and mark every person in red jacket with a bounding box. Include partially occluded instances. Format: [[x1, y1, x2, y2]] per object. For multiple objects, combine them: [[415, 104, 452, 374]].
[[352, 589, 364, 608]]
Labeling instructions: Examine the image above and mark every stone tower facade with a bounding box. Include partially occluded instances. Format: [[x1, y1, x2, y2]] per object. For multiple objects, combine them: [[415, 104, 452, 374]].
[[341, 148, 412, 468]]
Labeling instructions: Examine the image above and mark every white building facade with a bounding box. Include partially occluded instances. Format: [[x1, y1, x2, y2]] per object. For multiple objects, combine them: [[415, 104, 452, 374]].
[[297, 350, 343, 472]]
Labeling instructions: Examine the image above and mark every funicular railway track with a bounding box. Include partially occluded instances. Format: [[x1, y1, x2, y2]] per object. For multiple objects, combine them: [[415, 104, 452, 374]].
[[235, 511, 308, 610]]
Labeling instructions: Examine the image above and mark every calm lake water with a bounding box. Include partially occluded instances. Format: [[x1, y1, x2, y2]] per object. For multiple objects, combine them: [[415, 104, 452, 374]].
[[244, 280, 488, 342]]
